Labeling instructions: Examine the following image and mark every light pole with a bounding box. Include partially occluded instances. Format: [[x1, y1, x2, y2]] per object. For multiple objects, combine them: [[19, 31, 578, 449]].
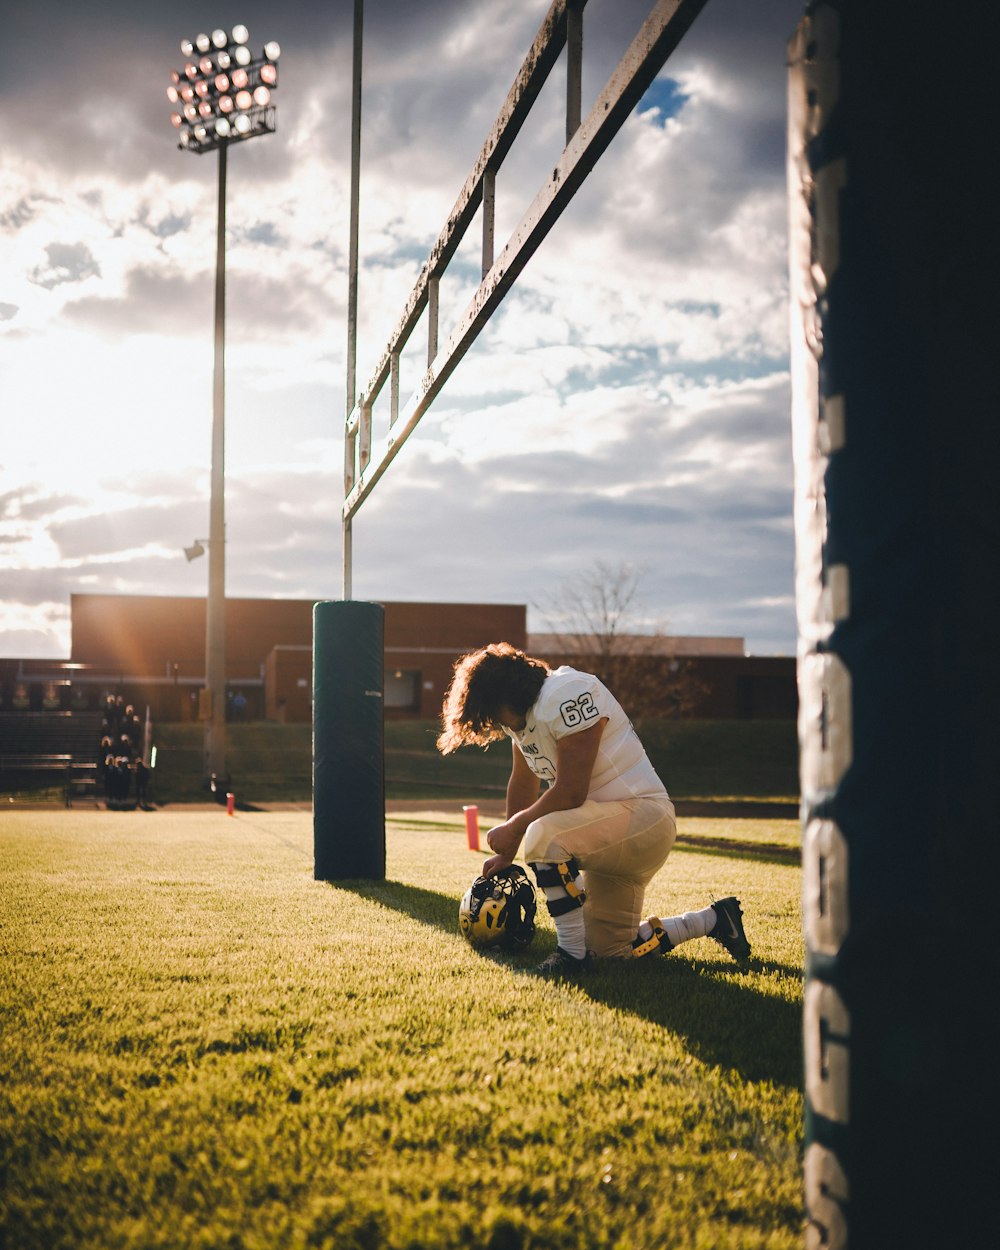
[[167, 24, 280, 784]]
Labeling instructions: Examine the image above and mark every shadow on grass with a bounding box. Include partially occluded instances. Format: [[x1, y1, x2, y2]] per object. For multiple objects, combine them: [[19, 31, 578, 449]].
[[331, 877, 802, 1090], [335, 878, 459, 933], [574, 954, 802, 1089]]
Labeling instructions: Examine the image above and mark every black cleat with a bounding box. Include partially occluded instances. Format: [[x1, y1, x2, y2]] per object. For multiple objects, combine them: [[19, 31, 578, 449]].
[[709, 897, 751, 969], [536, 947, 593, 976]]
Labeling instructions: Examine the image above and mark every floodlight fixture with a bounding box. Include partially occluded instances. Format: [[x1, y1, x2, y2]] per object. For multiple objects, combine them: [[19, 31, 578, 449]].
[[167, 23, 280, 156], [184, 540, 207, 562]]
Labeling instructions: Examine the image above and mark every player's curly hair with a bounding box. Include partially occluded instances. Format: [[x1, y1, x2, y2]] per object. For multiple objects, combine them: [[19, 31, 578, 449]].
[[437, 642, 550, 754]]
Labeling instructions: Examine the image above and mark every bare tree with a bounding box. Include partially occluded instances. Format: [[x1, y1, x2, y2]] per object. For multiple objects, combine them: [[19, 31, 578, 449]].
[[532, 560, 706, 718]]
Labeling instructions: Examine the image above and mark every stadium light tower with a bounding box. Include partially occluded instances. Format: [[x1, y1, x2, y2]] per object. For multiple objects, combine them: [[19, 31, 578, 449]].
[[167, 24, 280, 784]]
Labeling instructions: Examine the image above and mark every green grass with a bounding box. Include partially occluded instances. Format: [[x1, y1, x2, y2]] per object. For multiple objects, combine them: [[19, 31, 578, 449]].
[[145, 719, 799, 807], [1, 809, 804, 1250], [634, 720, 800, 803]]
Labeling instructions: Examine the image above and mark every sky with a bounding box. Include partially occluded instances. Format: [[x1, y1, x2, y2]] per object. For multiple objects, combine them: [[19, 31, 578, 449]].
[[1, 0, 807, 660]]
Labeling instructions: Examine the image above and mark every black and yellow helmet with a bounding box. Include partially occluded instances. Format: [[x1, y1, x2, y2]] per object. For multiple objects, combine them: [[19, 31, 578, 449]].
[[458, 865, 537, 950]]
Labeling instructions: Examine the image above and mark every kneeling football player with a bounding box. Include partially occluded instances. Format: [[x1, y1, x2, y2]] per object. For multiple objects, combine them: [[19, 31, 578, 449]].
[[439, 643, 750, 974]]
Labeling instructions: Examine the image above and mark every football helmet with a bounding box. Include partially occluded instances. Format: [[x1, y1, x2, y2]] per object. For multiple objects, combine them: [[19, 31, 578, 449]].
[[458, 865, 537, 950]]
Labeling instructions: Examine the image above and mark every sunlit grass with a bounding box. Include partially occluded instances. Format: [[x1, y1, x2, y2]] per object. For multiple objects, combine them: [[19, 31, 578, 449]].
[[1, 810, 804, 1250]]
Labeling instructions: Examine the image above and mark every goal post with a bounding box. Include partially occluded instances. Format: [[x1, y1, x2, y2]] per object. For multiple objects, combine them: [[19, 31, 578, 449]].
[[320, 0, 711, 883]]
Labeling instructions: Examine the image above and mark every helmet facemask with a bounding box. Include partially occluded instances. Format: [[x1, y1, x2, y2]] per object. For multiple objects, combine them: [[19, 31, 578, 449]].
[[458, 865, 537, 950]]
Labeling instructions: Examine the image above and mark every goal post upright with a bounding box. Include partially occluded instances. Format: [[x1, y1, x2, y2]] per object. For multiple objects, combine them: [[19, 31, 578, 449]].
[[343, 0, 363, 603], [314, 0, 383, 883]]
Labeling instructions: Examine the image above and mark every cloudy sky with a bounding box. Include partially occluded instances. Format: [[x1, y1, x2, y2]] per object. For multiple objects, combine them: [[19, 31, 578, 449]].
[[1, 0, 806, 660]]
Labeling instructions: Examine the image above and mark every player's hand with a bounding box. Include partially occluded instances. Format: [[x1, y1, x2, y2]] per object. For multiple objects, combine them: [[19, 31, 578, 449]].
[[481, 852, 514, 879], [485, 820, 522, 861]]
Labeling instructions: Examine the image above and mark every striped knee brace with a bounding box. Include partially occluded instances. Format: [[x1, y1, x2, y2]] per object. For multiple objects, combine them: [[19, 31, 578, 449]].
[[529, 858, 586, 916]]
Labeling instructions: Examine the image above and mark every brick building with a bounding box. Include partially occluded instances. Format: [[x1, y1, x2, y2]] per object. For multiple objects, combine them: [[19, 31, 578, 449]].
[[0, 594, 796, 722], [52, 594, 525, 722]]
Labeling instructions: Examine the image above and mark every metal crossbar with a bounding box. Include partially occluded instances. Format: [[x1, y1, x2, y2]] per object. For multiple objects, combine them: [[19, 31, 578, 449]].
[[342, 0, 709, 580]]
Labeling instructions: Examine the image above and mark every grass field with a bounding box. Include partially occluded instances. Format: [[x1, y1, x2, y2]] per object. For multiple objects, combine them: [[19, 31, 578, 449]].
[[1, 808, 804, 1250]]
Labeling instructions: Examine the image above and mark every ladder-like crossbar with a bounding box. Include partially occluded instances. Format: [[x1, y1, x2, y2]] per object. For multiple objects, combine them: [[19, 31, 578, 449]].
[[344, 0, 707, 521]]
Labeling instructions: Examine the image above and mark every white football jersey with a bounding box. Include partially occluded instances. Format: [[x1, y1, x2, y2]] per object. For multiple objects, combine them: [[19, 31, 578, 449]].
[[506, 666, 668, 802]]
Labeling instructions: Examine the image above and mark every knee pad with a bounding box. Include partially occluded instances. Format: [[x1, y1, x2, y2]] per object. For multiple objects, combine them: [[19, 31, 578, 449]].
[[529, 857, 586, 916]]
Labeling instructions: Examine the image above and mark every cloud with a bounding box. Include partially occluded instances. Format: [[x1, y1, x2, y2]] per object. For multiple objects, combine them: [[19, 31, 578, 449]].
[[28, 241, 101, 289], [60, 265, 208, 334]]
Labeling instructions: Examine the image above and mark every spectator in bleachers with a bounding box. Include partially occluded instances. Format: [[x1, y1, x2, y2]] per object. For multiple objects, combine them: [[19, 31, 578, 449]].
[[134, 757, 151, 809], [102, 752, 117, 806], [112, 755, 132, 809], [97, 736, 113, 789]]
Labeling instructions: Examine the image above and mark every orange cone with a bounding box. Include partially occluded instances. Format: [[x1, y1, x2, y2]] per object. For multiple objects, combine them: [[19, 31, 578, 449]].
[[462, 804, 480, 851]]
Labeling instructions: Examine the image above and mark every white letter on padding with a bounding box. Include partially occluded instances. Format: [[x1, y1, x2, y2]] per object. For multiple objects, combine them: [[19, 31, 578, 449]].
[[805, 1141, 849, 1250], [805, 980, 850, 1123], [804, 818, 849, 956]]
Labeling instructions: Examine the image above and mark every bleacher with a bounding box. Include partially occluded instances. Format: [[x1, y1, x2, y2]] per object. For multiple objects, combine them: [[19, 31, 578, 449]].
[[0, 711, 105, 805]]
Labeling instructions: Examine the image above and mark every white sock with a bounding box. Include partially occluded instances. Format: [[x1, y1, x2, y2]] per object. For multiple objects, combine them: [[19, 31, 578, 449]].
[[552, 908, 588, 959], [636, 905, 717, 949]]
